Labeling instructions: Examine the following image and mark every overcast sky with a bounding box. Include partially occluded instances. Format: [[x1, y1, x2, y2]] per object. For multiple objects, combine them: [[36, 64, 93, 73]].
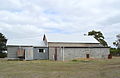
[[0, 0, 120, 47]]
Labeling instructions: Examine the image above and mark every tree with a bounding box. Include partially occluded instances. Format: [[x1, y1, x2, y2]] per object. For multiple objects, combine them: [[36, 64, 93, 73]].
[[88, 30, 108, 47], [113, 34, 120, 49], [112, 34, 120, 56], [0, 33, 7, 53]]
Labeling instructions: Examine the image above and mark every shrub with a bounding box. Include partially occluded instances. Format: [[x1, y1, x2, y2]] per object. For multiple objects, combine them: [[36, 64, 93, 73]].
[[110, 48, 120, 56], [72, 59, 78, 62], [0, 53, 7, 58]]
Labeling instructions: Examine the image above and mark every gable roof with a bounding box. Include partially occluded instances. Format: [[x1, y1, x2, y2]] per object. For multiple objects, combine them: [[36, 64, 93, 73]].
[[7, 34, 99, 46], [7, 38, 46, 47], [45, 34, 99, 43]]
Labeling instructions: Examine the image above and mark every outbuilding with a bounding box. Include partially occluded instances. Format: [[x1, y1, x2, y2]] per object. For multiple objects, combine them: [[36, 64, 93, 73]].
[[7, 34, 110, 61]]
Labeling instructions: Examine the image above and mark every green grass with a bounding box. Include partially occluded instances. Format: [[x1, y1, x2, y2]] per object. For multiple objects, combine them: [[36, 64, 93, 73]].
[[0, 57, 120, 78]]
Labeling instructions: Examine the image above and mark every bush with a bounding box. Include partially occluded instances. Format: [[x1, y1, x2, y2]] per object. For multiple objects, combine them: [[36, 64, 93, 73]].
[[110, 48, 120, 56], [0, 53, 7, 58], [72, 59, 78, 62]]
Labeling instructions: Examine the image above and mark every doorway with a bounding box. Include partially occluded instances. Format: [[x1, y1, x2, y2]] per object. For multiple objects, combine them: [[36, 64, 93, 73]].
[[86, 54, 90, 58], [17, 48, 25, 60], [54, 47, 57, 61]]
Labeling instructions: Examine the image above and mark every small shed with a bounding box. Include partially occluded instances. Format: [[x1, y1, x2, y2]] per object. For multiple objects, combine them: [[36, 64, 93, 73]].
[[7, 38, 48, 60]]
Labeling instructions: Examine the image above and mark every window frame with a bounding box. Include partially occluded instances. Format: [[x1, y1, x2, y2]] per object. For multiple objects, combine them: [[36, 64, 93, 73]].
[[38, 49, 45, 53]]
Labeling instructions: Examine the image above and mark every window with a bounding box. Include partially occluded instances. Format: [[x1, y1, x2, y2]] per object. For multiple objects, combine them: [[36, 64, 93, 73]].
[[38, 49, 45, 53]]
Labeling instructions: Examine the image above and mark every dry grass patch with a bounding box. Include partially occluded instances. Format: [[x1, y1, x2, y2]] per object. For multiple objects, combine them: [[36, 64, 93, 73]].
[[0, 57, 120, 78]]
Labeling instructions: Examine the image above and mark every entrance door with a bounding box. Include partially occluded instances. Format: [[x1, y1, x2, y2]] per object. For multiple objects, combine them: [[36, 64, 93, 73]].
[[17, 48, 25, 59], [86, 54, 90, 58], [25, 48, 33, 60], [54, 47, 57, 61]]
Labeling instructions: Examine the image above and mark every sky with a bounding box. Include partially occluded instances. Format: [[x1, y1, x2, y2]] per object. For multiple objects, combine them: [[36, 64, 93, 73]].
[[0, 0, 120, 47]]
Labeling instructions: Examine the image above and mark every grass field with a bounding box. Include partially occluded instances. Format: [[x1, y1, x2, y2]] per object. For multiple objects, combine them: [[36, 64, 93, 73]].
[[0, 57, 120, 78]]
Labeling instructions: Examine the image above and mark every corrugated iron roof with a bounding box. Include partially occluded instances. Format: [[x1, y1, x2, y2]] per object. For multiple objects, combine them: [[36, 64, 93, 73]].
[[7, 34, 99, 46], [46, 34, 99, 43], [7, 38, 46, 47]]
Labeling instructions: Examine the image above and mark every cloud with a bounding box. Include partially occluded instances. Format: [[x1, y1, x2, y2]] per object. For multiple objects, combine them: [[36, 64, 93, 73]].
[[0, 0, 120, 47]]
